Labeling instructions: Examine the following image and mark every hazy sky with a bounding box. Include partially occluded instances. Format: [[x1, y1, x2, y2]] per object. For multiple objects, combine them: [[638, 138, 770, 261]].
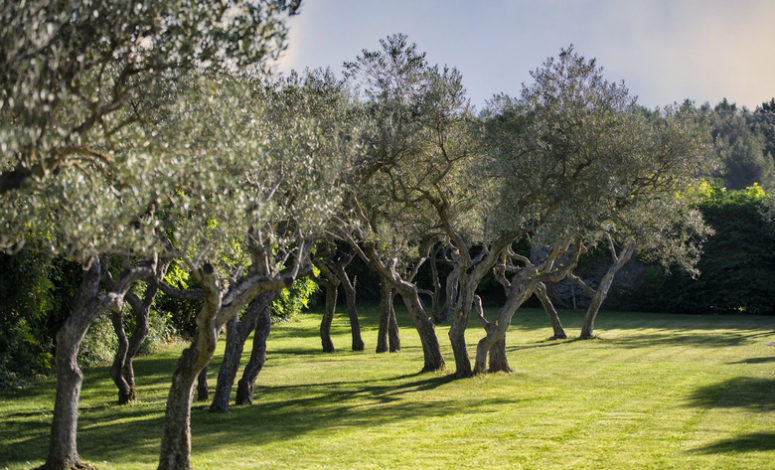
[[274, 0, 775, 111]]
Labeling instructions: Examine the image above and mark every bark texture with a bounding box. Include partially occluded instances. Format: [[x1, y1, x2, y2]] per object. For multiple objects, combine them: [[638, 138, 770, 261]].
[[575, 242, 634, 339], [40, 257, 155, 470], [109, 264, 168, 404], [535, 282, 567, 340], [210, 292, 275, 412], [333, 263, 364, 351], [157, 258, 294, 470], [319, 278, 338, 353], [376, 277, 400, 353], [235, 298, 272, 405]]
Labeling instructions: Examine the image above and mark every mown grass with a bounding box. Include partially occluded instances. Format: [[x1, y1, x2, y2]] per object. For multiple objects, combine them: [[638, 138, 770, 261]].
[[1, 306, 774, 469]]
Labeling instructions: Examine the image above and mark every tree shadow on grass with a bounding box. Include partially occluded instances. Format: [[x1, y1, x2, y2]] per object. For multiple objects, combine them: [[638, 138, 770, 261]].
[[1, 371, 502, 465], [690, 432, 775, 454], [728, 356, 775, 365], [687, 377, 775, 411], [582, 331, 769, 349]]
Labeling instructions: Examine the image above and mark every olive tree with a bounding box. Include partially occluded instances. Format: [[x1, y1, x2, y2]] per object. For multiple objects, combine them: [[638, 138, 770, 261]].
[[151, 69, 353, 468], [1, 3, 301, 467], [0, 0, 297, 196], [470, 48, 710, 374]]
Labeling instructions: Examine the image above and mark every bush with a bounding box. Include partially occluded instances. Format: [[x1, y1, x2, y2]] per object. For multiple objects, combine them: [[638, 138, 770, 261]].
[[271, 275, 319, 322], [0, 250, 56, 388], [627, 184, 775, 314]]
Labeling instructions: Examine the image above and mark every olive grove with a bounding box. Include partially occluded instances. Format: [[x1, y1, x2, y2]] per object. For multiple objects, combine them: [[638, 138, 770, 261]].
[[1, 1, 721, 466]]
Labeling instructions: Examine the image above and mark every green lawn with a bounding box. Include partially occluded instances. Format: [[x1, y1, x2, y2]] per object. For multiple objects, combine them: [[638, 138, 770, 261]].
[[2, 306, 774, 469]]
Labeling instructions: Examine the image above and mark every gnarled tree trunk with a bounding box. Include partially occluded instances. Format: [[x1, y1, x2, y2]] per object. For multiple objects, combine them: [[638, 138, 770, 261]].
[[535, 282, 566, 340], [109, 263, 168, 404], [377, 276, 400, 353], [319, 277, 338, 353], [333, 263, 364, 351], [575, 242, 634, 340], [109, 308, 133, 405], [397, 287, 444, 372], [387, 293, 400, 352], [439, 267, 458, 322], [40, 257, 154, 470], [211, 293, 275, 412], [235, 295, 273, 405]]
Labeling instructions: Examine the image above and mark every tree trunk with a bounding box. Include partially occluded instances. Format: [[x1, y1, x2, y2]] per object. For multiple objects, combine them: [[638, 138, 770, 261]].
[[448, 272, 475, 378], [535, 283, 567, 340], [333, 264, 364, 351], [195, 366, 209, 402], [117, 265, 166, 403], [210, 293, 274, 412], [320, 280, 337, 353], [579, 245, 634, 340], [397, 289, 444, 372], [376, 278, 391, 353], [429, 247, 443, 323], [109, 308, 133, 405], [209, 315, 240, 412], [235, 295, 273, 405], [473, 282, 534, 375], [487, 336, 512, 373], [387, 293, 400, 352], [41, 283, 102, 470], [439, 268, 458, 323], [377, 278, 400, 353], [40, 257, 154, 470], [158, 265, 221, 470]]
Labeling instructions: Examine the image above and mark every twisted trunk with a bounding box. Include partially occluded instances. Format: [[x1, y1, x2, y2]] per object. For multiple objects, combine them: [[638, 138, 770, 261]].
[[40, 257, 154, 470], [488, 336, 511, 373], [377, 277, 400, 353], [376, 278, 391, 353], [474, 241, 583, 375], [577, 243, 634, 339], [211, 293, 275, 412], [158, 265, 221, 470], [535, 282, 566, 340], [41, 263, 102, 470], [235, 296, 273, 405], [387, 294, 401, 352], [429, 247, 444, 323], [333, 264, 364, 351], [157, 244, 302, 469], [109, 308, 133, 404], [319, 279, 337, 353], [440, 268, 458, 323], [196, 366, 209, 402], [398, 287, 444, 372], [473, 282, 534, 375], [448, 273, 475, 377], [110, 264, 167, 404]]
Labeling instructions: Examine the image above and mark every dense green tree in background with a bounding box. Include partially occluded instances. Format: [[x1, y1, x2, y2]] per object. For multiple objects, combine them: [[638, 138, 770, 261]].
[[632, 183, 775, 314], [704, 99, 775, 191]]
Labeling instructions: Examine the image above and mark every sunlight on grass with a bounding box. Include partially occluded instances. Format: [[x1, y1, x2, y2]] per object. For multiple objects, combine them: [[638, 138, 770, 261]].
[[1, 307, 774, 469]]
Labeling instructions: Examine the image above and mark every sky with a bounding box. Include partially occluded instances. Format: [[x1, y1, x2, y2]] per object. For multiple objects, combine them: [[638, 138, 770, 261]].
[[274, 0, 775, 111]]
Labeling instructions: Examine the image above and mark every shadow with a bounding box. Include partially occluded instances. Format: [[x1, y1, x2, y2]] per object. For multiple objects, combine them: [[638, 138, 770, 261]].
[[728, 357, 775, 365], [690, 432, 775, 454], [590, 331, 768, 349], [0, 370, 474, 465], [687, 377, 775, 411]]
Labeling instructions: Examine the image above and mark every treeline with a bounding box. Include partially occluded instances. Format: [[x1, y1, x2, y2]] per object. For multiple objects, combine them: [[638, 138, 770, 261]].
[[1, 2, 774, 468]]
